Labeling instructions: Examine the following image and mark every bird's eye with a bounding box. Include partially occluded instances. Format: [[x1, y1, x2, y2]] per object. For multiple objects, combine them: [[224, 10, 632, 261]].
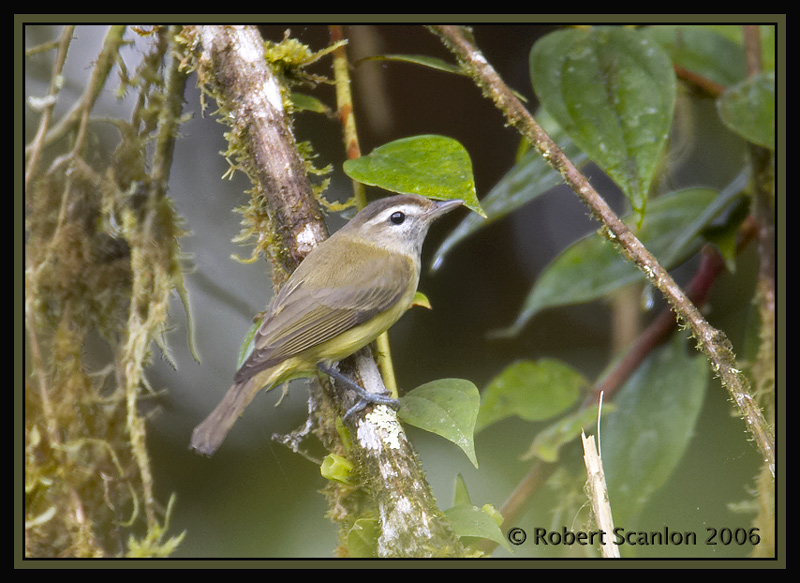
[[390, 211, 406, 225]]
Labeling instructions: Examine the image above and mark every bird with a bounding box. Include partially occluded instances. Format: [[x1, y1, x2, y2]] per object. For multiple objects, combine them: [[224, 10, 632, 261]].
[[190, 194, 462, 455]]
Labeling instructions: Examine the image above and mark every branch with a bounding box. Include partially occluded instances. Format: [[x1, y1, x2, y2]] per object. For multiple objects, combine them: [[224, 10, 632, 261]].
[[193, 25, 328, 279], [337, 350, 466, 557], [432, 25, 774, 477], [742, 25, 775, 413]]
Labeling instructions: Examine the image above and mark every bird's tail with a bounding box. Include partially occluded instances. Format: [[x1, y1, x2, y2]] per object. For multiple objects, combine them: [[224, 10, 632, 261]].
[[190, 377, 261, 456]]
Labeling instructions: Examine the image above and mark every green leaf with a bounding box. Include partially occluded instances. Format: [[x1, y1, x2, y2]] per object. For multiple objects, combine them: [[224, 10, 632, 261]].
[[343, 135, 485, 217], [644, 25, 746, 87], [444, 504, 512, 552], [289, 92, 331, 114], [358, 53, 465, 76], [452, 473, 473, 507], [493, 187, 722, 338], [530, 26, 676, 220], [699, 174, 751, 272], [522, 402, 614, 463], [600, 333, 708, 524], [236, 317, 262, 369], [701, 25, 776, 72], [346, 518, 380, 558], [358, 54, 530, 104], [476, 359, 587, 433], [717, 71, 775, 149], [398, 378, 481, 468]]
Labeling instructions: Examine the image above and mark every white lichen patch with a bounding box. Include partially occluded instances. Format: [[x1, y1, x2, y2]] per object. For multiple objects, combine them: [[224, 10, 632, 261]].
[[358, 406, 403, 450], [295, 223, 319, 255], [262, 75, 285, 113]]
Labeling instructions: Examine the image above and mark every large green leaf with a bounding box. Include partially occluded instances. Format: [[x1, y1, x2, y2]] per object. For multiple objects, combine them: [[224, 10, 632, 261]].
[[530, 26, 676, 220], [476, 359, 587, 433], [398, 378, 481, 468], [599, 333, 709, 524], [343, 135, 485, 217], [717, 71, 775, 149], [493, 187, 722, 338]]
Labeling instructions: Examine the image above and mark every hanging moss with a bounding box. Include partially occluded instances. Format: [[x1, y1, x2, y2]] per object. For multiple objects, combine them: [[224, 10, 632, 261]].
[[25, 25, 189, 558]]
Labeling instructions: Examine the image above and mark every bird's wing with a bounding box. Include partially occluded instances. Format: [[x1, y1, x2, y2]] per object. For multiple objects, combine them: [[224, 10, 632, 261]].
[[234, 243, 415, 383]]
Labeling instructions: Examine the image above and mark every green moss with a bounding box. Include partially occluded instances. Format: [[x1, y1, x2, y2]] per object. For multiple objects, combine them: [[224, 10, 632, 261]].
[[263, 31, 346, 89], [24, 25, 190, 557]]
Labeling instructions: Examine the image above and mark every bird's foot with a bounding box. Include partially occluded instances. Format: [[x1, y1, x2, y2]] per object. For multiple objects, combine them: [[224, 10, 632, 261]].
[[317, 364, 400, 421]]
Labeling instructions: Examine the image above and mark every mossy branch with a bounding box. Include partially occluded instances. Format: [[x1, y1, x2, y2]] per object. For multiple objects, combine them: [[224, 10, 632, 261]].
[[431, 25, 774, 478], [188, 25, 465, 557], [189, 25, 329, 281]]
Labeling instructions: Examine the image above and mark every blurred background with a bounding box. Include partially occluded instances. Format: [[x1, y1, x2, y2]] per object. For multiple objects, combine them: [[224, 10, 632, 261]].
[[23, 23, 764, 558]]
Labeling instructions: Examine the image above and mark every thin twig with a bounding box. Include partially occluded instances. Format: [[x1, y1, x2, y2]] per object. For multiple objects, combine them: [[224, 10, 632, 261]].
[[329, 25, 399, 399], [25, 26, 127, 166], [743, 25, 775, 413], [582, 431, 619, 558], [24, 25, 75, 190]]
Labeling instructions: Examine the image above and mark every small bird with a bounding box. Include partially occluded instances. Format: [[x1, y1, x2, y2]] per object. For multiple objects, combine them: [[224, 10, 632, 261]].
[[190, 194, 462, 455]]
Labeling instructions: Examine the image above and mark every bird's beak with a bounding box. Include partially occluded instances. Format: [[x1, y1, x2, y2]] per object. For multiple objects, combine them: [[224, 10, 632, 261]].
[[428, 198, 463, 219]]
